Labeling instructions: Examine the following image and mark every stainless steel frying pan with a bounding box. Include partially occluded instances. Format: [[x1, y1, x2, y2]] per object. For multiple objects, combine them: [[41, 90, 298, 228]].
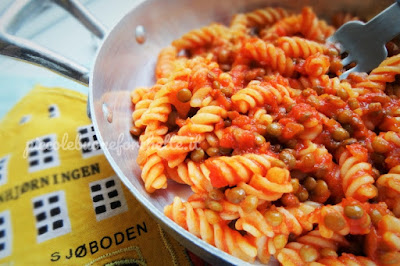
[[0, 0, 394, 265]]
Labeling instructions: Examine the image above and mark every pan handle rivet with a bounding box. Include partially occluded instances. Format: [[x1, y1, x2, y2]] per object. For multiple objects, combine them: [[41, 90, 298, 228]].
[[135, 25, 146, 44], [102, 103, 113, 123]]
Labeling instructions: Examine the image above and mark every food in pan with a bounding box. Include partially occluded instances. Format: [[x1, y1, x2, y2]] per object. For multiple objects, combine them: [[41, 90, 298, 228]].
[[130, 6, 400, 265]]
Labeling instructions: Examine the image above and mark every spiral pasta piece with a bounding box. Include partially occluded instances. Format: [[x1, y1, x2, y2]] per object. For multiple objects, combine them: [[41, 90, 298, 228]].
[[137, 80, 186, 127], [285, 104, 324, 141], [156, 46, 177, 79], [304, 53, 330, 77], [375, 131, 400, 164], [291, 75, 359, 100], [172, 23, 231, 51], [190, 67, 234, 108], [260, 7, 334, 43], [191, 86, 213, 107], [131, 86, 153, 104], [286, 201, 322, 233], [205, 153, 291, 194], [185, 58, 221, 108], [168, 153, 289, 196], [232, 79, 294, 113], [159, 133, 203, 168], [277, 36, 327, 59], [205, 153, 275, 187], [310, 198, 375, 238], [164, 197, 258, 262], [238, 169, 292, 201], [277, 229, 349, 265], [365, 210, 400, 264], [131, 87, 157, 127], [236, 202, 319, 240], [300, 7, 334, 42], [158, 106, 227, 168], [177, 105, 227, 134], [290, 74, 330, 91], [196, 131, 223, 155], [294, 142, 341, 202], [140, 152, 167, 192], [229, 7, 290, 41], [178, 197, 319, 262], [357, 54, 400, 91], [235, 208, 275, 238], [249, 108, 273, 126], [245, 7, 290, 28], [380, 111, 400, 133], [137, 123, 169, 192], [295, 229, 349, 250], [377, 166, 400, 216], [166, 161, 213, 194], [260, 14, 302, 41], [250, 234, 288, 264], [234, 206, 299, 262], [300, 117, 323, 141], [132, 98, 152, 127], [242, 39, 295, 76], [134, 80, 188, 192], [337, 144, 377, 202], [378, 215, 400, 251], [318, 254, 377, 266], [230, 14, 248, 38]]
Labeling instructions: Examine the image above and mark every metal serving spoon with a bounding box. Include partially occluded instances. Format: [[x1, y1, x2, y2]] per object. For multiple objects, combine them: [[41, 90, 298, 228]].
[[328, 0, 400, 79]]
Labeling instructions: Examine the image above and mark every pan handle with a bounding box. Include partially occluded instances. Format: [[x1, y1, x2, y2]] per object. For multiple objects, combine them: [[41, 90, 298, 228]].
[[0, 0, 107, 86]]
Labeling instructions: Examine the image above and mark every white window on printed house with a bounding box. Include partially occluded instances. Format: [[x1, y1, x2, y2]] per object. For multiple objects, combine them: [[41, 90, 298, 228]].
[[89, 176, 128, 221], [19, 115, 31, 125], [32, 191, 71, 243], [0, 155, 10, 186], [27, 134, 60, 173], [0, 210, 12, 259], [77, 125, 102, 158], [48, 104, 60, 118]]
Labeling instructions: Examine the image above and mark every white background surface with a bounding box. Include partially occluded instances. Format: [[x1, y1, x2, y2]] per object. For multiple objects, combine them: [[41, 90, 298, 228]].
[[0, 0, 143, 119]]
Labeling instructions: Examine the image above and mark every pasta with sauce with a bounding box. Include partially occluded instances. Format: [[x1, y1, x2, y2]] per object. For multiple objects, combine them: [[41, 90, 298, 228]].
[[130, 6, 400, 265]]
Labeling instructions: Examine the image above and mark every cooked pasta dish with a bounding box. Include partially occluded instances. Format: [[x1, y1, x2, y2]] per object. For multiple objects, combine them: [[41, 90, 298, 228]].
[[130, 6, 400, 265]]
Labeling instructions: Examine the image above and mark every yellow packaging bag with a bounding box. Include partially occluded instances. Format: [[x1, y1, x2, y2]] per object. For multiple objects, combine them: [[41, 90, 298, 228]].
[[0, 85, 193, 265]]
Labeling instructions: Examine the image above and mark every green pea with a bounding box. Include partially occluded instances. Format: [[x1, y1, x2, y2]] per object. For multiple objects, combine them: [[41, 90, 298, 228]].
[[255, 134, 266, 146], [191, 149, 205, 162], [177, 88, 192, 103], [267, 123, 282, 137], [303, 177, 317, 191], [336, 87, 349, 100], [344, 205, 364, 219], [298, 112, 312, 123], [219, 147, 232, 155], [279, 151, 296, 169], [130, 126, 142, 137], [372, 136, 390, 153], [212, 80, 221, 90], [221, 87, 233, 97], [224, 119, 232, 127], [348, 98, 359, 110], [332, 127, 350, 141], [206, 147, 220, 157], [337, 110, 353, 124], [324, 212, 346, 231], [167, 111, 178, 127]]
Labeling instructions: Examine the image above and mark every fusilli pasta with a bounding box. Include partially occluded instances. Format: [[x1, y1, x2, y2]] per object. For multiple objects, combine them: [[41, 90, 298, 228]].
[[129, 5, 400, 265]]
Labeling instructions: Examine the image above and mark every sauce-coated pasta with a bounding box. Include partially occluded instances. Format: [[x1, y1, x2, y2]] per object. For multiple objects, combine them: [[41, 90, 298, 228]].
[[130, 6, 400, 265]]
